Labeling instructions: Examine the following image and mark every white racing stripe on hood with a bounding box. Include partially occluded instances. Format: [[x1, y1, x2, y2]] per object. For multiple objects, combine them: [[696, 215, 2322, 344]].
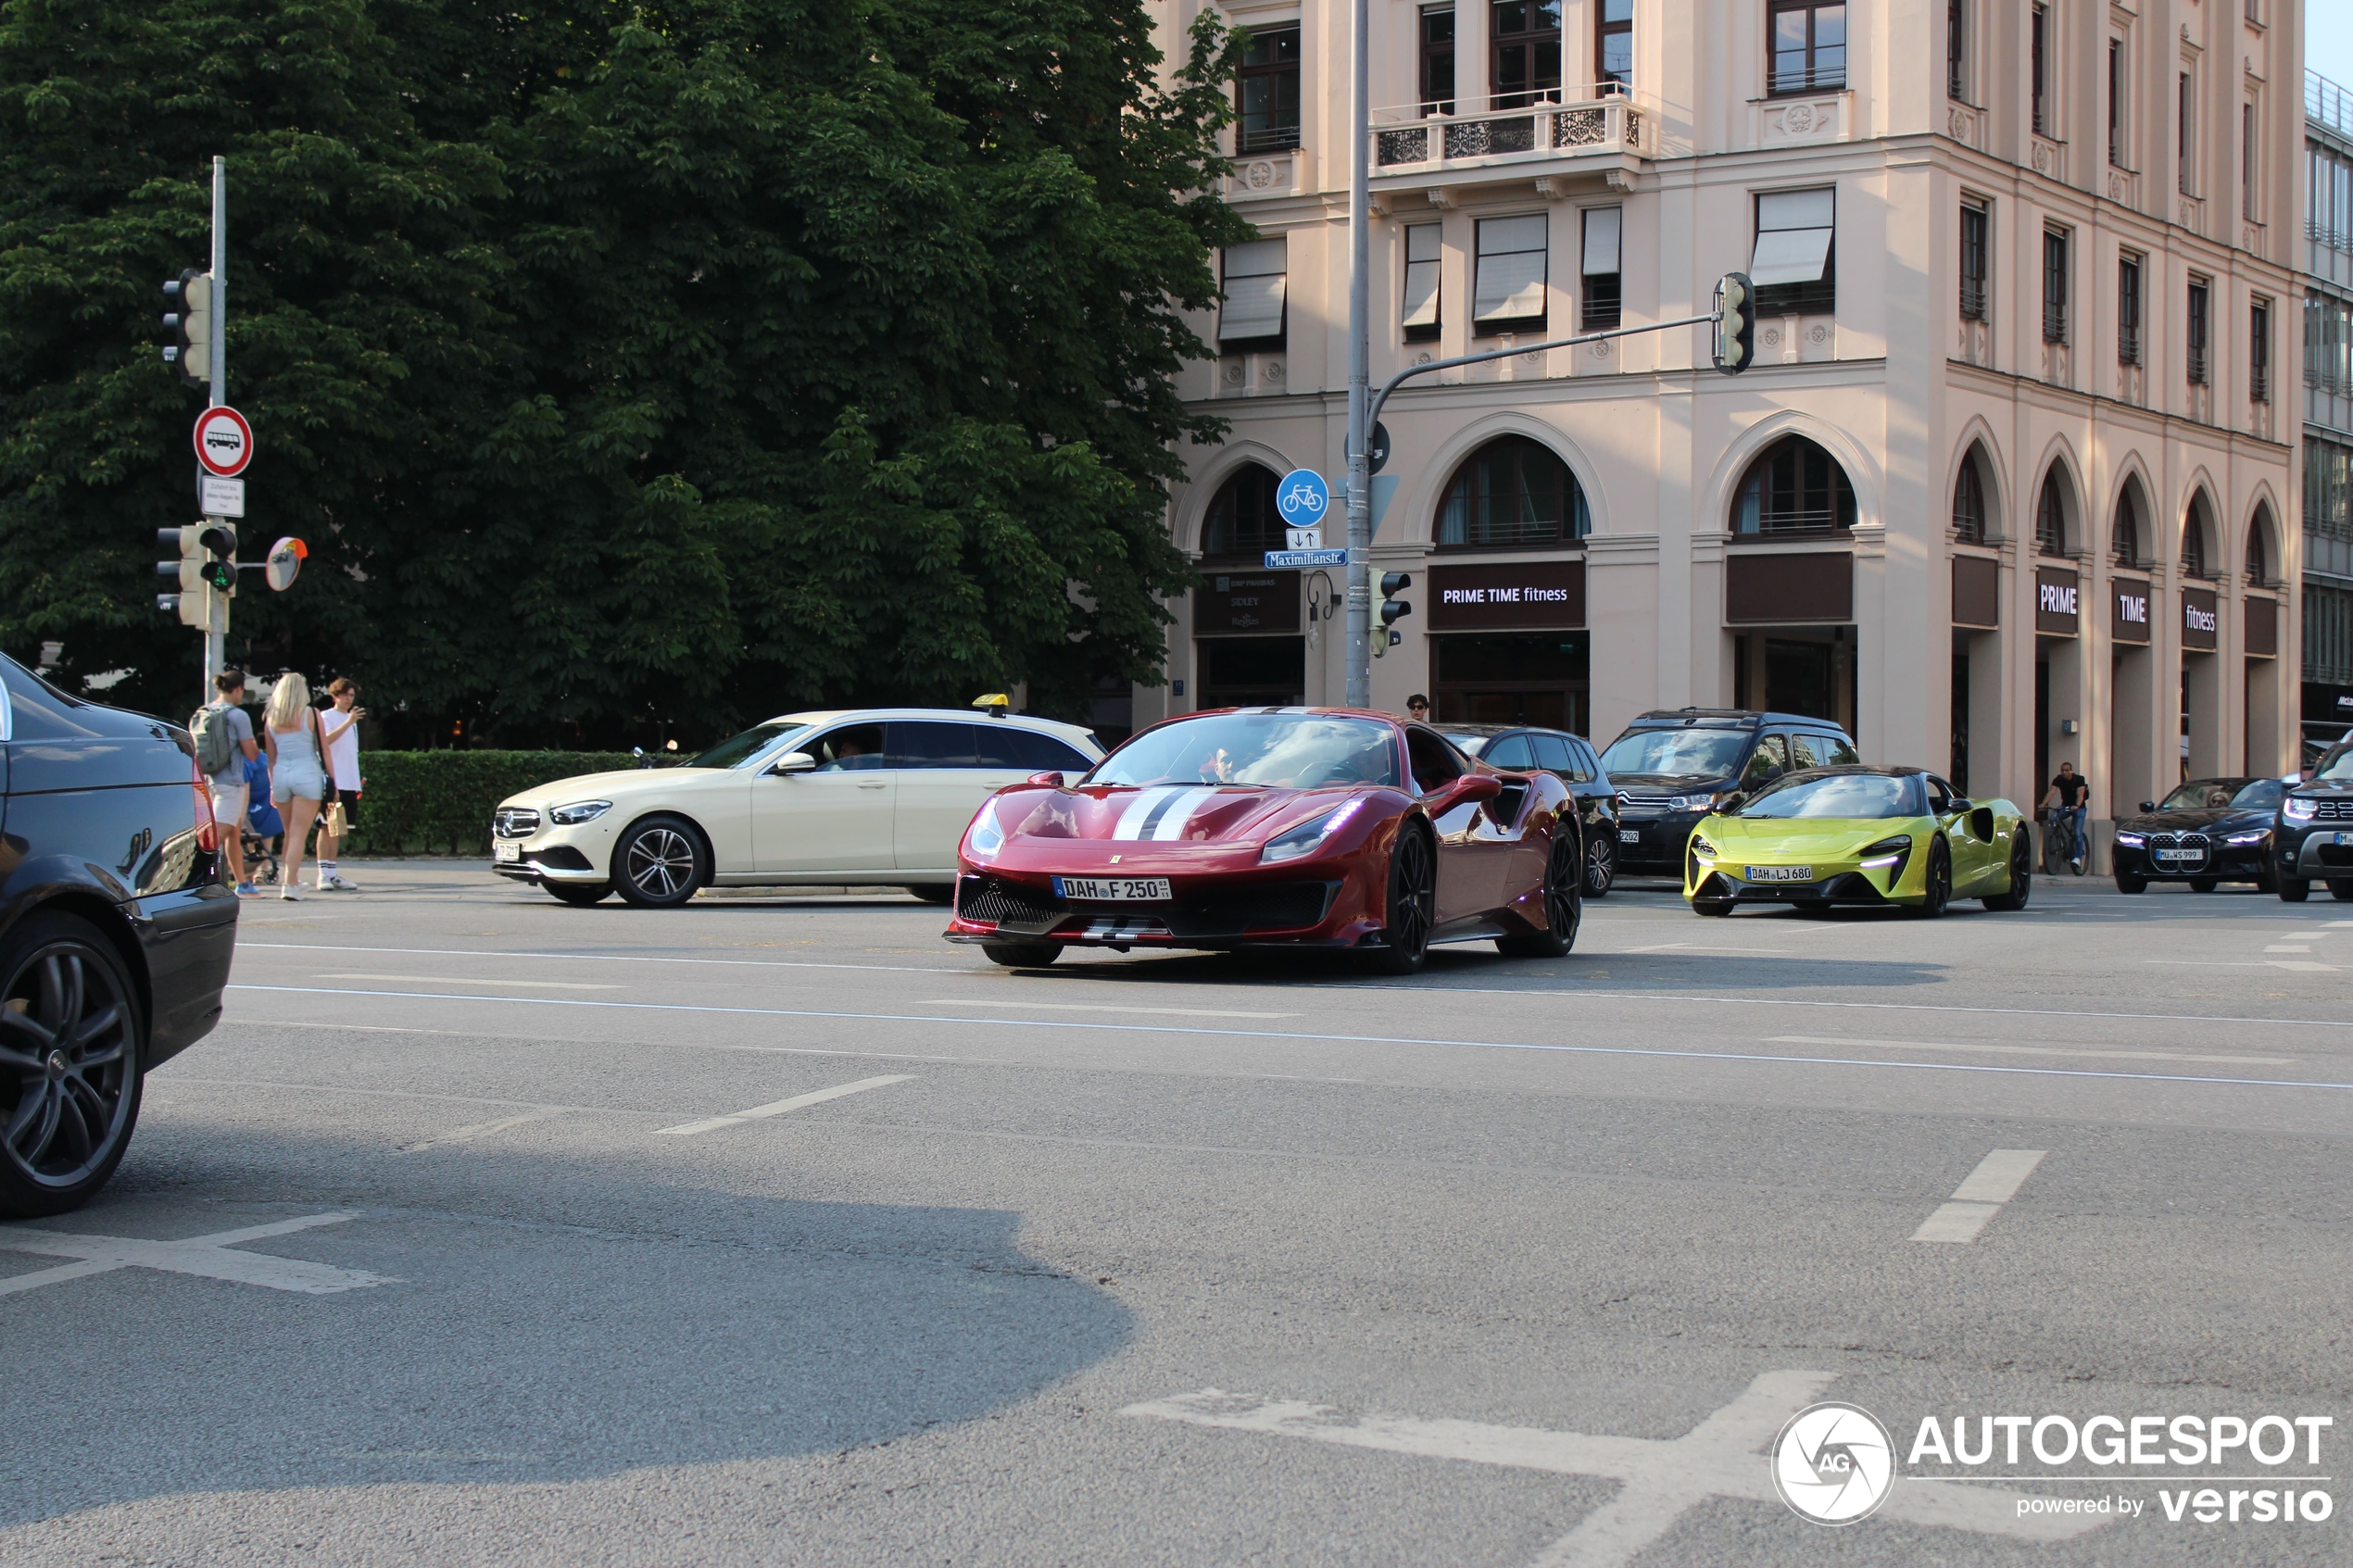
[[1149, 786, 1222, 841], [1113, 787, 1184, 841]]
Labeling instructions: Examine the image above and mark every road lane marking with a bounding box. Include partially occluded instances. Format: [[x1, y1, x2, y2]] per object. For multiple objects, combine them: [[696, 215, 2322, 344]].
[[2265, 945, 2313, 954], [1124, 1373, 2102, 1567], [244, 942, 963, 974], [920, 999, 1296, 1020], [1766, 1035, 2296, 1066], [0, 1212, 393, 1298], [1620, 942, 1793, 954], [400, 1108, 573, 1152], [1912, 1149, 2045, 1244], [223, 986, 2353, 1094], [314, 972, 623, 990], [654, 1074, 913, 1136]]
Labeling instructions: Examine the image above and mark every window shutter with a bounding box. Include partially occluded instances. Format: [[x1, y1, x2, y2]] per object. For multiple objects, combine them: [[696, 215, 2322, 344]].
[[1580, 207, 1622, 275], [1749, 189, 1835, 284], [1402, 224, 1442, 331], [1219, 239, 1288, 344], [1473, 214, 1549, 321]]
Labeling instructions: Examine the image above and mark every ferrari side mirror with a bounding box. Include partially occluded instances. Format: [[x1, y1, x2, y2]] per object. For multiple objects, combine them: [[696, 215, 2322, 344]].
[[771, 751, 816, 776], [1439, 773, 1504, 808], [1026, 771, 1066, 787]]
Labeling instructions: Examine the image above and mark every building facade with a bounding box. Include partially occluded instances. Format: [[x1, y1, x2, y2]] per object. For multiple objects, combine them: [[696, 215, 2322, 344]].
[[1140, 0, 2303, 856], [2307, 68, 2353, 754]]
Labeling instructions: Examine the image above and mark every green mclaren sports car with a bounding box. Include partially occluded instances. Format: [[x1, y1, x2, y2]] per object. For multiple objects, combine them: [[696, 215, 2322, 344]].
[[1681, 765, 2032, 917]]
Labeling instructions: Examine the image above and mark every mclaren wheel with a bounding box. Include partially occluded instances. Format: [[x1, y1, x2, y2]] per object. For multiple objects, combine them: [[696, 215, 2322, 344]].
[[1692, 897, 1733, 917], [612, 816, 708, 908], [1370, 822, 1435, 975], [1583, 830, 1616, 897], [982, 943, 1061, 968], [1982, 833, 2033, 911], [1500, 828, 1582, 959], [1914, 838, 1953, 919], [0, 912, 145, 1219], [546, 882, 610, 907]]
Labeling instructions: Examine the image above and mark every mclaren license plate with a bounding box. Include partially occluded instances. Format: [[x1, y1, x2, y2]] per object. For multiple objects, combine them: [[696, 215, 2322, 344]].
[[1744, 865, 1814, 883], [2154, 848, 2201, 863], [495, 839, 522, 863], [1054, 875, 1172, 903], [1618, 829, 1639, 843]]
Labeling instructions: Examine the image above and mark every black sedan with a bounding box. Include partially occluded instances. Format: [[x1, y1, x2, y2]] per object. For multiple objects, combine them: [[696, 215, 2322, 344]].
[[2, 655, 237, 1215], [2111, 777, 2284, 894], [1437, 724, 1621, 895], [2276, 738, 2353, 903]]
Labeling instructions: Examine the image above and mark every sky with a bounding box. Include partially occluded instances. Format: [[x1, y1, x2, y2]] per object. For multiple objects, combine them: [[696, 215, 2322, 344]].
[[2312, 1, 2353, 93]]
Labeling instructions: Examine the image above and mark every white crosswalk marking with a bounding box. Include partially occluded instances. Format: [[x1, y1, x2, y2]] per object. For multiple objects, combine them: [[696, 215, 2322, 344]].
[[0, 1211, 393, 1298], [1912, 1149, 2047, 1244]]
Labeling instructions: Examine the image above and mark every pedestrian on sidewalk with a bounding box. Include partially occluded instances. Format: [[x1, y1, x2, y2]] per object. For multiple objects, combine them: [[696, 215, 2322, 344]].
[[262, 672, 332, 899], [313, 677, 366, 891], [195, 669, 262, 896]]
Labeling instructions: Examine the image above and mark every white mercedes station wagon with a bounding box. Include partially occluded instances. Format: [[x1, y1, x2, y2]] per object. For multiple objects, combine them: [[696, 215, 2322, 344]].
[[490, 708, 1104, 907]]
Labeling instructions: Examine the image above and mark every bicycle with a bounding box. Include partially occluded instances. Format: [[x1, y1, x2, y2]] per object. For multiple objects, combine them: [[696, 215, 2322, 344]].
[[2040, 807, 2085, 876]]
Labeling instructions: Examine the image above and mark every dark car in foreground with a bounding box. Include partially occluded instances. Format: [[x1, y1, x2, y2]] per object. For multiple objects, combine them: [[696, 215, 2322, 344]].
[[1, 656, 237, 1215], [1436, 724, 1620, 895], [2110, 777, 2284, 894], [2276, 740, 2353, 903], [1599, 709, 1861, 879]]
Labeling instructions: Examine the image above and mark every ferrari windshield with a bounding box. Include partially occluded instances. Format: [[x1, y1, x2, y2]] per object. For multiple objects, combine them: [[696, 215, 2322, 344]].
[[1600, 728, 1750, 779], [1733, 771, 1917, 819], [686, 721, 811, 770], [1092, 713, 1402, 789]]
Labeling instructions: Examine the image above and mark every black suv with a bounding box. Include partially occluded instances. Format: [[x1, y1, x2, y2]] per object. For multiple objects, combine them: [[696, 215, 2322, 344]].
[[1598, 709, 1861, 879], [1435, 725, 1621, 895], [2276, 738, 2353, 903]]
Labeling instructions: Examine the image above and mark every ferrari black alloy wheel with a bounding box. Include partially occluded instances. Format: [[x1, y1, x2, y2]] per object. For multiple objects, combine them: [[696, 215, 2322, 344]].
[[1500, 828, 1582, 958], [613, 816, 708, 908], [983, 943, 1062, 968], [1916, 838, 1953, 919], [1982, 833, 2032, 911], [0, 913, 145, 1218], [1584, 831, 1615, 897], [1373, 823, 1435, 975]]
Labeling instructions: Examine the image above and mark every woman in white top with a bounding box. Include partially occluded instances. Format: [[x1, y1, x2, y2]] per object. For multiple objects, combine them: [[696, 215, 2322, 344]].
[[263, 673, 332, 900]]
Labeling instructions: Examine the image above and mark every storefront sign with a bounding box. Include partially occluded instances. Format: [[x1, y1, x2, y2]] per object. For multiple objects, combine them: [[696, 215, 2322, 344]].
[[2110, 578, 2151, 645], [2244, 595, 2278, 658], [1951, 556, 2000, 629], [1195, 570, 1300, 635], [1726, 552, 1852, 624], [2182, 586, 2219, 651], [2033, 567, 2080, 635], [1427, 559, 1585, 630]]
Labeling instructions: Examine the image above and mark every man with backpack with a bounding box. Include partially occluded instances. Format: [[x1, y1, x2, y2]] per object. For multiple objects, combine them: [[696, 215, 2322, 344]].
[[193, 669, 261, 896]]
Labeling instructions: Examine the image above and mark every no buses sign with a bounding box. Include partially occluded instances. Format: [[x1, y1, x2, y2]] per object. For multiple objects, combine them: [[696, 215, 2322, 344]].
[[193, 406, 254, 478]]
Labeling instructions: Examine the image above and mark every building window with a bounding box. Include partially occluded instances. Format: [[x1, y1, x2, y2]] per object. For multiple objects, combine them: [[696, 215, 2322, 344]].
[[1419, 6, 1456, 116], [2041, 227, 2070, 343], [2178, 70, 2195, 194], [1768, 2, 1846, 96], [1947, 1, 1967, 101], [1958, 199, 1989, 320], [1491, 2, 1564, 110], [1733, 436, 1856, 535], [2187, 275, 2210, 385], [2250, 296, 2271, 402], [1951, 450, 1987, 544], [2242, 101, 2259, 220], [1751, 188, 1835, 317], [1202, 465, 1282, 559], [1596, 0, 1632, 94], [2310, 583, 2353, 689], [1580, 207, 1622, 331], [2310, 143, 2353, 251], [2118, 251, 2144, 364], [2113, 487, 2144, 566], [2309, 293, 2353, 395], [2035, 469, 2069, 557], [2309, 435, 2353, 587], [1402, 223, 1443, 343], [2182, 500, 2211, 579], [1472, 214, 1549, 334], [2108, 39, 2127, 167], [2246, 508, 2271, 586], [1436, 436, 1589, 549], [2031, 6, 2050, 136], [1237, 24, 1302, 153], [1218, 239, 1288, 350]]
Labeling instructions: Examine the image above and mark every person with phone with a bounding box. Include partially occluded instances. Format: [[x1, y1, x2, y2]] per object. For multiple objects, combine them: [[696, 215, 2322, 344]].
[[313, 677, 367, 891]]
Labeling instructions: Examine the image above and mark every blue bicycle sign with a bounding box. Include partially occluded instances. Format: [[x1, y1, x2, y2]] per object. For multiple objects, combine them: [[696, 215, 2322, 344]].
[[1275, 469, 1330, 527]]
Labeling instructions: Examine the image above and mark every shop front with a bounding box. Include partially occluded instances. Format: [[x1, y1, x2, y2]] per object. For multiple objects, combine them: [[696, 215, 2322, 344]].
[[2110, 575, 2156, 815], [2033, 566, 2082, 789], [1426, 559, 1589, 732], [1948, 553, 2002, 794], [1194, 569, 1303, 709], [1725, 551, 1856, 736], [2181, 586, 2221, 780]]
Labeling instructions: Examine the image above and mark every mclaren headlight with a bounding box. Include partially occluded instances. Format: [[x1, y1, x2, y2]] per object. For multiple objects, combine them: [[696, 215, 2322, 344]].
[[967, 798, 1007, 859], [1689, 834, 1719, 860], [1857, 834, 1911, 880], [547, 800, 612, 825], [1260, 800, 1364, 864]]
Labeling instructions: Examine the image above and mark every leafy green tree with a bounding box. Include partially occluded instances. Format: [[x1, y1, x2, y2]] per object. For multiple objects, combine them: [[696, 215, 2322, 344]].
[[0, 0, 1244, 743]]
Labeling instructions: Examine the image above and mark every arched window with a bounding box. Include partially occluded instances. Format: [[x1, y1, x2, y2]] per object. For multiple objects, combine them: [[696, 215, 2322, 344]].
[[1732, 435, 1856, 534], [1951, 449, 1987, 544], [1202, 464, 1281, 558], [2034, 469, 2070, 557], [2181, 495, 2213, 580], [2246, 504, 2273, 585], [2111, 485, 2143, 566], [1436, 436, 1590, 548]]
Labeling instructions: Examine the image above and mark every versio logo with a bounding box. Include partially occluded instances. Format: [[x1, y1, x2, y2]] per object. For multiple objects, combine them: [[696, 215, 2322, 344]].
[[1771, 1401, 1896, 1524]]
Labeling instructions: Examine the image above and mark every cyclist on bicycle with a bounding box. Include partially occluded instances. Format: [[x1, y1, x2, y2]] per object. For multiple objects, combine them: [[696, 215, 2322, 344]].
[[2042, 761, 2091, 873]]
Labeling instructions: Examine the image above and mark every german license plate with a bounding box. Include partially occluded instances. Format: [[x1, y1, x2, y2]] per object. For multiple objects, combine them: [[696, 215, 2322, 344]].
[[2155, 848, 2200, 863], [495, 839, 522, 863], [1618, 829, 1639, 843], [1745, 865, 1814, 883], [1054, 875, 1172, 902]]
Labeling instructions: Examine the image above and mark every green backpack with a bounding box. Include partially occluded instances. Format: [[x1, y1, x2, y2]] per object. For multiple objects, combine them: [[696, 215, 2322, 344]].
[[190, 704, 239, 776]]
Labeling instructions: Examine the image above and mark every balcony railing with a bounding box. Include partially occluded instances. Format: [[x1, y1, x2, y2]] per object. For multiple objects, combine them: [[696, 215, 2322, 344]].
[[1372, 94, 1645, 170], [2309, 68, 2353, 140]]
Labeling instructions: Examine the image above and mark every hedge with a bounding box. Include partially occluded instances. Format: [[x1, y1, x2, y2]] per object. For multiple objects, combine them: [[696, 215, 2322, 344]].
[[342, 751, 670, 857]]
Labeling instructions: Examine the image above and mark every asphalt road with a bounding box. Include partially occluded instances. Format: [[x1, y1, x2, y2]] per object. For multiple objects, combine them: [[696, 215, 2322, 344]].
[[3, 864, 2347, 1565]]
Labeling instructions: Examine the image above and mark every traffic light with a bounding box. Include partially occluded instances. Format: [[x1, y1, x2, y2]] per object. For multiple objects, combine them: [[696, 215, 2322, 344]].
[[1711, 270, 1755, 375], [161, 269, 211, 386], [155, 523, 236, 626], [1378, 571, 1413, 654]]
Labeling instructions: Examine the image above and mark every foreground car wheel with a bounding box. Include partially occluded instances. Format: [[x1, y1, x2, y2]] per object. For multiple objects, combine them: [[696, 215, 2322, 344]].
[[2279, 877, 2310, 902], [903, 884, 954, 906], [613, 816, 708, 908], [1370, 823, 1435, 975], [1914, 839, 1953, 919], [1982, 834, 2032, 911], [1500, 830, 1582, 959], [2188, 877, 2220, 894], [1583, 832, 1615, 897], [2334, 880, 2353, 902], [1692, 897, 1732, 917], [982, 943, 1061, 968], [546, 882, 610, 907], [2115, 870, 2147, 894], [0, 913, 145, 1219]]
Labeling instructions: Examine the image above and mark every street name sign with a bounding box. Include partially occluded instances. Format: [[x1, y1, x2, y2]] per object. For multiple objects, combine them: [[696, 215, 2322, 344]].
[[1265, 547, 1350, 568]]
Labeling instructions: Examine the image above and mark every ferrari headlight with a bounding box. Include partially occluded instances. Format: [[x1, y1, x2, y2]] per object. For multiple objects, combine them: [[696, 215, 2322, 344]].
[[2224, 830, 2269, 846], [547, 800, 612, 825], [1260, 800, 1363, 864], [2113, 831, 2145, 847], [967, 798, 1006, 859], [2284, 796, 2319, 822]]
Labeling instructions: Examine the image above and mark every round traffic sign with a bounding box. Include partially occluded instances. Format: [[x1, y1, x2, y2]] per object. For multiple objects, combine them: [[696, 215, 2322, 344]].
[[193, 406, 253, 477], [1366, 421, 1392, 475], [1275, 469, 1329, 527]]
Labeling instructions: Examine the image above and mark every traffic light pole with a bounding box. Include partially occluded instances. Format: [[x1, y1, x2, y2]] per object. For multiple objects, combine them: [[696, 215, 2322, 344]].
[[1341, 0, 1372, 709], [203, 156, 228, 695]]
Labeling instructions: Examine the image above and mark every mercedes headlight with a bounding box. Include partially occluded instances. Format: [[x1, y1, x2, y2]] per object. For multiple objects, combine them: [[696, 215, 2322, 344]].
[[547, 800, 612, 825], [1261, 800, 1363, 865], [2224, 830, 2269, 846], [2284, 796, 2319, 822], [2113, 831, 2145, 847], [967, 798, 1006, 859]]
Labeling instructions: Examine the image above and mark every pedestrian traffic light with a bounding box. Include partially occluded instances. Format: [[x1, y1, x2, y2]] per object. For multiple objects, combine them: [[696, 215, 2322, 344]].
[[161, 269, 211, 386], [1712, 271, 1755, 375], [156, 522, 235, 625]]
